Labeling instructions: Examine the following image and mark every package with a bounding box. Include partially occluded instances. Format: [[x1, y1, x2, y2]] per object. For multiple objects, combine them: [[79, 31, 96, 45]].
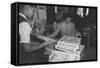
[[48, 36, 84, 62], [77, 45, 85, 54], [58, 35, 81, 45], [55, 35, 81, 53], [48, 45, 85, 62], [49, 50, 80, 62], [55, 43, 78, 53]]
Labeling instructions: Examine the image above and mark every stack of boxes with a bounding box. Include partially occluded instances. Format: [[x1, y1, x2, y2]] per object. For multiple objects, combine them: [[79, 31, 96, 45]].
[[49, 35, 83, 62]]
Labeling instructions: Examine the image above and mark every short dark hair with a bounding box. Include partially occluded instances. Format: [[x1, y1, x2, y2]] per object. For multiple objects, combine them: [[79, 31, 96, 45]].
[[63, 13, 71, 19], [56, 13, 71, 23], [56, 17, 64, 23], [19, 4, 36, 13]]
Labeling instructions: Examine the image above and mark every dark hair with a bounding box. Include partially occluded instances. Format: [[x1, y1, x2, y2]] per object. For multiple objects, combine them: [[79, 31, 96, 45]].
[[63, 13, 71, 19], [56, 17, 64, 23], [19, 4, 36, 13], [55, 12, 72, 23]]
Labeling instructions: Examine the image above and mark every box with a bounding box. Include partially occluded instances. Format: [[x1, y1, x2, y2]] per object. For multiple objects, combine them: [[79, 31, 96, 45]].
[[49, 45, 85, 62], [49, 50, 80, 62], [55, 36, 81, 53]]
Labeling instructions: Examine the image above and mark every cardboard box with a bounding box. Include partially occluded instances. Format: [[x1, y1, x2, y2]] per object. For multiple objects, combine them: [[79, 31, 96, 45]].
[[49, 50, 80, 62], [55, 35, 81, 53]]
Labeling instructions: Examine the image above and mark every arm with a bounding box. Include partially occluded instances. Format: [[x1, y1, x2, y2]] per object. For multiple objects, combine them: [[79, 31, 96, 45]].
[[72, 23, 76, 36], [19, 22, 51, 52], [48, 24, 60, 38], [75, 28, 82, 37], [70, 22, 81, 37], [22, 42, 52, 52]]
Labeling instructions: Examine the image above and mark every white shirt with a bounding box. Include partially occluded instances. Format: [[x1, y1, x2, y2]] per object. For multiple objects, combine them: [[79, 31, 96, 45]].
[[19, 13, 32, 43]]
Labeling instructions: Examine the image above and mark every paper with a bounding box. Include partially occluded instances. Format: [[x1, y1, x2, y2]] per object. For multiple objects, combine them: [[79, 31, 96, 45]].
[[48, 36, 83, 62], [49, 50, 80, 62], [58, 35, 81, 45], [55, 35, 81, 53]]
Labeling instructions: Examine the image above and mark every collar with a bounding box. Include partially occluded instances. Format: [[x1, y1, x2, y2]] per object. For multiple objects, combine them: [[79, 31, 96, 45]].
[[19, 13, 28, 21]]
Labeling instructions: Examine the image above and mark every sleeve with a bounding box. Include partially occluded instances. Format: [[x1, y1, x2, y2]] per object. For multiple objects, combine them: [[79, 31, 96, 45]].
[[19, 22, 32, 43]]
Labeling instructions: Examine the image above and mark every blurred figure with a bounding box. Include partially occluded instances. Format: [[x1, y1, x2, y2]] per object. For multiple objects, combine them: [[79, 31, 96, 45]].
[[48, 17, 81, 38]]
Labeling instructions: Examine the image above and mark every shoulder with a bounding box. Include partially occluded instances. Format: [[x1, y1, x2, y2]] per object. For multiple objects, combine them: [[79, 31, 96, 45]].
[[19, 22, 29, 26], [19, 22, 31, 29], [57, 22, 64, 26], [57, 23, 61, 28], [71, 22, 75, 27], [67, 22, 75, 26], [19, 15, 27, 24]]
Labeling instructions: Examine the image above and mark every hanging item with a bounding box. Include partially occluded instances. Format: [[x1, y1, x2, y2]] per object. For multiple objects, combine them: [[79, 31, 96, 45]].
[[55, 6, 57, 13], [77, 8, 84, 18], [85, 8, 89, 16], [77, 8, 89, 18]]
